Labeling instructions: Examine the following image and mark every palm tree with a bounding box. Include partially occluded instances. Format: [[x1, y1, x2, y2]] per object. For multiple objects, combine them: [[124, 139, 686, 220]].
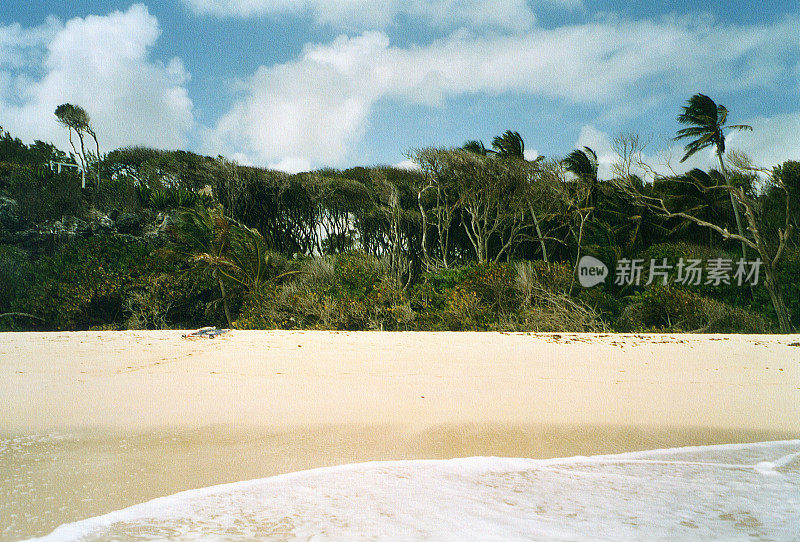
[[227, 222, 298, 292], [491, 130, 525, 159], [170, 205, 298, 327], [674, 93, 752, 256], [490, 130, 551, 261], [461, 140, 489, 156], [170, 205, 237, 327], [562, 147, 599, 293], [563, 146, 599, 208]]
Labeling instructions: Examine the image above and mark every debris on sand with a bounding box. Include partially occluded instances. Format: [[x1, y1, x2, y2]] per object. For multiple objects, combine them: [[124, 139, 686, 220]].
[[182, 327, 231, 339]]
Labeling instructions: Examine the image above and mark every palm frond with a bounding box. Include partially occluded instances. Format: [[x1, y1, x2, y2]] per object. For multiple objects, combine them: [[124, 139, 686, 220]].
[[491, 130, 525, 159], [675, 93, 752, 162], [563, 147, 598, 179], [674, 126, 708, 139], [716, 104, 729, 125], [462, 140, 489, 156]]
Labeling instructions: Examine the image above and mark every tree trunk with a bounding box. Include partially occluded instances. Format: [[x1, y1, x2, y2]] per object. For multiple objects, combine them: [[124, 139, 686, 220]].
[[77, 130, 94, 204], [568, 211, 588, 296], [529, 203, 548, 262], [215, 270, 233, 328], [418, 188, 430, 267], [67, 129, 86, 189], [90, 130, 101, 190], [717, 152, 748, 259], [763, 264, 794, 333]]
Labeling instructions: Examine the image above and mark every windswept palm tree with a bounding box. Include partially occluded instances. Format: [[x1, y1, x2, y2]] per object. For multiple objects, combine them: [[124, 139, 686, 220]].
[[562, 147, 600, 293], [674, 93, 752, 256], [491, 130, 525, 159], [564, 146, 598, 178], [169, 206, 297, 327], [491, 130, 551, 260], [461, 140, 489, 156], [563, 146, 599, 207]]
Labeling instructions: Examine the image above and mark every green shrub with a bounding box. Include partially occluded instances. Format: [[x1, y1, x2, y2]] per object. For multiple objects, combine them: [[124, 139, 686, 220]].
[[442, 285, 487, 330], [0, 245, 34, 330], [123, 271, 218, 329], [236, 287, 289, 329], [777, 248, 800, 329], [617, 285, 773, 333], [617, 286, 702, 331], [137, 185, 212, 211], [410, 260, 579, 331], [513, 260, 572, 305], [634, 242, 752, 308], [237, 253, 413, 331], [576, 287, 623, 322], [94, 176, 140, 213], [7, 165, 86, 224], [18, 236, 155, 329], [333, 252, 387, 298]]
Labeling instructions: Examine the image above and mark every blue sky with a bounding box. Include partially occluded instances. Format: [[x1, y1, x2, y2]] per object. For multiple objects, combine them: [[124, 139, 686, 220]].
[[1, 1, 798, 174]]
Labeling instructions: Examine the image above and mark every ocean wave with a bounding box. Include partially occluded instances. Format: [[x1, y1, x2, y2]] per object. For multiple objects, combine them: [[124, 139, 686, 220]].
[[31, 440, 800, 541]]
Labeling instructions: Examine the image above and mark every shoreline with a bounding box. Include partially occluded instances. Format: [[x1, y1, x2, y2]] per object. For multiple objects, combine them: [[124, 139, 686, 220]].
[[4, 423, 797, 541], [2, 331, 799, 539]]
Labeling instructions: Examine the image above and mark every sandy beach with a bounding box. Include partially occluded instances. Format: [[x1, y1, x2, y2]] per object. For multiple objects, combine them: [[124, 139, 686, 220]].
[[2, 331, 799, 540]]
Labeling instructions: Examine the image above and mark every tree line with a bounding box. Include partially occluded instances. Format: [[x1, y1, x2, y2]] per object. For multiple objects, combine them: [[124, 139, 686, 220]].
[[0, 94, 797, 332]]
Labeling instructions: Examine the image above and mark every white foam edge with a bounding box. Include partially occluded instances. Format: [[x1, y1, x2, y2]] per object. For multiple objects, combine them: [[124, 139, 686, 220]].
[[30, 439, 800, 541]]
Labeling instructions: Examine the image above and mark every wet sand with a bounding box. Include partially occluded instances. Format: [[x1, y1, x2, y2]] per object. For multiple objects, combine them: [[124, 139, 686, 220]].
[[1, 331, 799, 539]]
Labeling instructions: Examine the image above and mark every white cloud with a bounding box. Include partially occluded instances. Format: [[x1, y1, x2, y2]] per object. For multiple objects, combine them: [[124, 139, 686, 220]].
[[393, 158, 420, 171], [205, 32, 386, 166], [182, 0, 538, 32], [575, 125, 615, 179], [0, 16, 61, 71], [523, 149, 540, 161], [206, 14, 800, 169], [573, 113, 800, 185], [268, 156, 312, 173], [730, 112, 800, 169], [0, 4, 193, 153]]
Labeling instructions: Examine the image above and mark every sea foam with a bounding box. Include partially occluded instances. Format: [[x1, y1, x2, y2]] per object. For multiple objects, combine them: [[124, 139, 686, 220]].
[[32, 440, 800, 541]]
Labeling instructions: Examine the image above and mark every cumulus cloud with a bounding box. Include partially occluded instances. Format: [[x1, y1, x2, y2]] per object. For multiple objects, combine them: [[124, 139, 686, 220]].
[[205, 32, 387, 166], [0, 16, 61, 72], [0, 4, 193, 153], [206, 14, 800, 169], [523, 149, 541, 162], [393, 158, 420, 171], [268, 156, 312, 174], [182, 0, 539, 32], [575, 125, 615, 178]]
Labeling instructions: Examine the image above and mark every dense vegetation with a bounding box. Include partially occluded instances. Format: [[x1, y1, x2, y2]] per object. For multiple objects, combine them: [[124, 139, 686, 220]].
[[1, 95, 797, 333]]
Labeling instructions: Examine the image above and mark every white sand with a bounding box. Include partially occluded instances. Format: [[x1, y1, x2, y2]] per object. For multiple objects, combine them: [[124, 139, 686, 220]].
[[3, 331, 800, 433], [1, 331, 799, 539]]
